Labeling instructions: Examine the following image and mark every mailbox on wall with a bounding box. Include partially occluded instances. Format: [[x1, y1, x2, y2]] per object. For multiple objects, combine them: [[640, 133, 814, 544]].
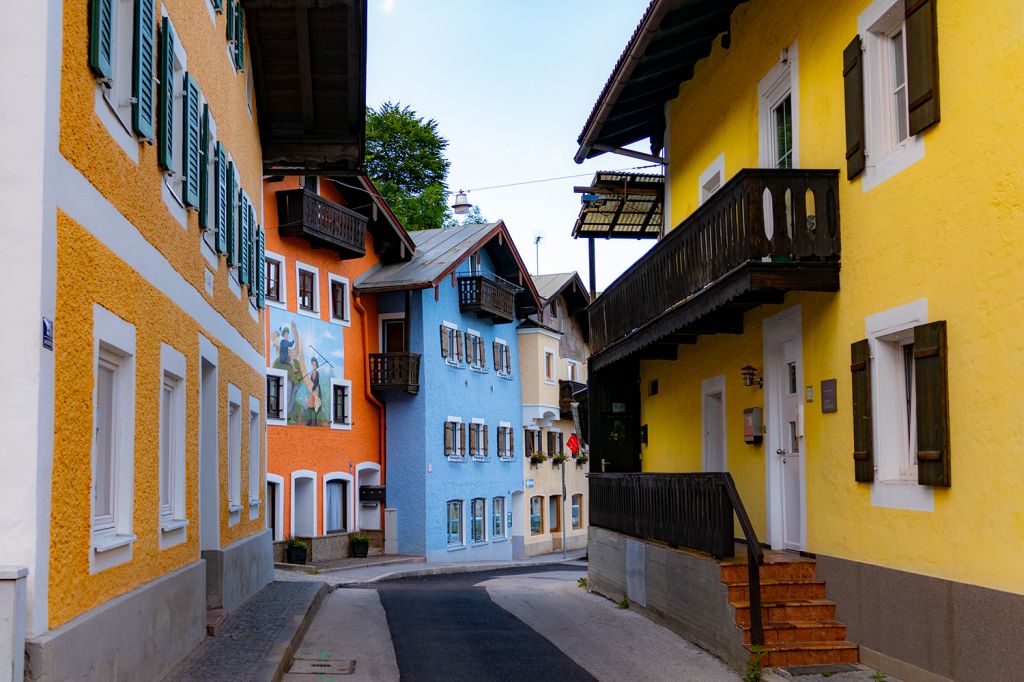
[[743, 408, 763, 445], [359, 485, 386, 503]]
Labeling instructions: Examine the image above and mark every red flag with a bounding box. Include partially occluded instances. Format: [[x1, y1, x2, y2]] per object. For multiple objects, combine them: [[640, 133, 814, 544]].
[[566, 433, 580, 455]]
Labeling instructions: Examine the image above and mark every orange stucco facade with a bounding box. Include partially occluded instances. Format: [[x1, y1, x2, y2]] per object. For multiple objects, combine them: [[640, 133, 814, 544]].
[[263, 177, 385, 539]]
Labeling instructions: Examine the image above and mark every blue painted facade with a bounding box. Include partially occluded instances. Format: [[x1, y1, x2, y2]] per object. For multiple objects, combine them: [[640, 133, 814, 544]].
[[380, 246, 525, 561]]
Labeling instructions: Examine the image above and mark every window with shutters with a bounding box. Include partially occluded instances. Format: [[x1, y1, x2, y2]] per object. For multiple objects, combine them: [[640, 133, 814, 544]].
[[163, 30, 186, 205], [296, 262, 319, 316], [330, 380, 352, 430], [200, 106, 218, 255], [328, 275, 350, 325], [158, 344, 187, 547], [465, 331, 485, 371], [547, 430, 564, 456], [264, 251, 285, 307], [444, 417, 465, 460], [497, 422, 514, 461], [446, 500, 464, 547], [470, 498, 486, 543], [469, 420, 488, 460], [92, 0, 140, 157], [494, 339, 512, 377], [440, 322, 462, 367]]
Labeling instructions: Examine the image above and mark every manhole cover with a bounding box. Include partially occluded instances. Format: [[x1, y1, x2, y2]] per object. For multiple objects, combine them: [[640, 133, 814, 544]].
[[288, 659, 355, 674]]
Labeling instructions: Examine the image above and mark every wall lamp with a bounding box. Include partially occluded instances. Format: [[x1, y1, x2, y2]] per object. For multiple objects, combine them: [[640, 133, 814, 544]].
[[741, 365, 763, 389]]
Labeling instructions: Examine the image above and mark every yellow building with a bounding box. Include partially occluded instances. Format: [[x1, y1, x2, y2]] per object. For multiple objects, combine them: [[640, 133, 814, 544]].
[[517, 273, 591, 558], [576, 0, 1024, 678], [0, 0, 368, 678]]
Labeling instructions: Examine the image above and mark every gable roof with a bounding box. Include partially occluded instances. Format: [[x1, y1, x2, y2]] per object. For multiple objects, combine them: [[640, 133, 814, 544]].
[[532, 272, 590, 309]]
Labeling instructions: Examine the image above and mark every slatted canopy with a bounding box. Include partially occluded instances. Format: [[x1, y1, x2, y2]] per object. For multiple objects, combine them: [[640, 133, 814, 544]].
[[241, 0, 366, 174], [574, 0, 746, 164], [572, 172, 663, 239]]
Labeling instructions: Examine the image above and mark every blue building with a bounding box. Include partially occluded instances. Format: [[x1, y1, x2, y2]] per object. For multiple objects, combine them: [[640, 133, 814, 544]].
[[354, 222, 540, 561]]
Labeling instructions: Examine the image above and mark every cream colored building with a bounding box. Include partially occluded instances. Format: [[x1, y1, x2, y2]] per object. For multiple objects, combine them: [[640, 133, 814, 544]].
[[516, 273, 591, 558]]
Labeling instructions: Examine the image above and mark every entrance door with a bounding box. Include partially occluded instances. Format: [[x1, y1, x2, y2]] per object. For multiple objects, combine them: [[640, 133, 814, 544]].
[[764, 308, 805, 551], [267, 480, 279, 540], [199, 358, 219, 551], [382, 318, 406, 353], [701, 375, 727, 472]]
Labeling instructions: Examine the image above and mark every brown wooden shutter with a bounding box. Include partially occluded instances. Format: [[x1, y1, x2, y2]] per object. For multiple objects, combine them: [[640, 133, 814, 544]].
[[914, 320, 950, 487], [493, 341, 500, 368], [459, 423, 466, 456], [483, 425, 489, 456], [504, 345, 511, 373], [851, 339, 874, 482], [510, 427, 515, 458], [455, 331, 463, 362], [440, 326, 449, 359], [497, 426, 505, 456], [557, 432, 564, 455], [525, 428, 534, 456], [469, 424, 478, 456], [843, 35, 866, 180], [905, 0, 940, 136], [444, 421, 454, 455], [479, 337, 486, 369]]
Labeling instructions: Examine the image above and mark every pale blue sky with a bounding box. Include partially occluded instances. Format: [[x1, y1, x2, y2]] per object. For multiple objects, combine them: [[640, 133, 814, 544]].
[[366, 0, 655, 291]]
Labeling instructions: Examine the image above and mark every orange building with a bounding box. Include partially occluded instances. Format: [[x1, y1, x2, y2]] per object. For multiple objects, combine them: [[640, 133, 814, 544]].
[[262, 175, 413, 548]]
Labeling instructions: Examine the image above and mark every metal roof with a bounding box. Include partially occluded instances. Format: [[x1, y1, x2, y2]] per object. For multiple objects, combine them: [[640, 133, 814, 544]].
[[572, 171, 663, 239], [532, 272, 591, 319], [574, 0, 746, 163]]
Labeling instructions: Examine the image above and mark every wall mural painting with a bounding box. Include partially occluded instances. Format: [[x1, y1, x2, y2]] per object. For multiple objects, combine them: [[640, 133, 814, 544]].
[[268, 308, 344, 427]]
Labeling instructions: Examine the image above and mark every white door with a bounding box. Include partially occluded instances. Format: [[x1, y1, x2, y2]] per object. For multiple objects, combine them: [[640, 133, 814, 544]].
[[776, 339, 803, 550], [701, 375, 727, 472]]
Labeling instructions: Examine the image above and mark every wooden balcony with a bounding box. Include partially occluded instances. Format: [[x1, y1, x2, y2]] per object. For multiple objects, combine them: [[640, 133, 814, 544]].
[[368, 352, 421, 395], [559, 380, 587, 419], [458, 274, 516, 324], [589, 169, 841, 369], [276, 188, 367, 259]]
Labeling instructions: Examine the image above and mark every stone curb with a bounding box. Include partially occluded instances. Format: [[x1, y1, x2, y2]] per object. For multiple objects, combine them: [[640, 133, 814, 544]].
[[335, 556, 587, 587], [267, 583, 330, 682]]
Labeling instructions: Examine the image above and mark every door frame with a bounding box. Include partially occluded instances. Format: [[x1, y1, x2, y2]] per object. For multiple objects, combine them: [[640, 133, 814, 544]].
[[762, 305, 806, 551], [378, 312, 406, 353], [198, 336, 219, 552], [700, 374, 727, 472]]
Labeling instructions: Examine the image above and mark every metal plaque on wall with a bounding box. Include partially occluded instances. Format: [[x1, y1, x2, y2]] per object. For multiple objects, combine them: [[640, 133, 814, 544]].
[[821, 378, 838, 413]]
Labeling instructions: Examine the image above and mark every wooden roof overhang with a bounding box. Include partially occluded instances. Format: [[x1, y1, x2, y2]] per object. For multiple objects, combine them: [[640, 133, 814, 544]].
[[572, 171, 663, 239], [241, 0, 367, 174], [574, 0, 747, 164]]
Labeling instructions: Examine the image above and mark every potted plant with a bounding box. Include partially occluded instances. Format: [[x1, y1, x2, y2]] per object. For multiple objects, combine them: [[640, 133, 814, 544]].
[[551, 453, 569, 467], [350, 533, 370, 558], [529, 452, 547, 466], [576, 453, 590, 467], [285, 538, 307, 565]]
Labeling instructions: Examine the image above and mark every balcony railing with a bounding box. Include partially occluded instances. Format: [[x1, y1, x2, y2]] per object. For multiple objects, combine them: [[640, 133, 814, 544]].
[[369, 353, 421, 395], [589, 472, 765, 645], [589, 169, 840, 358], [458, 274, 516, 323], [559, 380, 586, 419], [276, 188, 367, 259]]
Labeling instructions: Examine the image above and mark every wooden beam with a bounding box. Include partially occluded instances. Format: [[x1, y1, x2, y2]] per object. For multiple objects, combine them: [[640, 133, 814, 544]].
[[295, 7, 315, 134], [637, 344, 678, 361]]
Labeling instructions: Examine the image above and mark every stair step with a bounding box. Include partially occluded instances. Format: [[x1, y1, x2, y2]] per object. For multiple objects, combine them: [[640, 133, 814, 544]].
[[747, 641, 859, 667], [742, 619, 847, 645], [720, 560, 817, 583], [727, 578, 827, 603], [733, 599, 837, 627]]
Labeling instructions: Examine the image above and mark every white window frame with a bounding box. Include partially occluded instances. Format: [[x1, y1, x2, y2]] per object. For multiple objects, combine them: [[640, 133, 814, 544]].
[[566, 359, 580, 383], [227, 384, 243, 524], [158, 344, 188, 548], [248, 396, 261, 519], [160, 9, 188, 227], [469, 417, 486, 460], [201, 109, 219, 266], [446, 499, 465, 548], [445, 416, 464, 460], [323, 472, 354, 534], [698, 152, 726, 205], [266, 366, 288, 426], [264, 250, 286, 309], [465, 329, 484, 371], [491, 497, 506, 539], [543, 349, 556, 384], [758, 42, 800, 169], [571, 493, 583, 530], [90, 305, 137, 572], [330, 378, 353, 431], [295, 261, 320, 318], [442, 321, 461, 367], [379, 312, 406, 353], [866, 298, 933, 512], [327, 273, 352, 326], [93, 0, 140, 162], [498, 421, 514, 461], [858, 0, 925, 191], [470, 497, 487, 545], [495, 338, 511, 377], [266, 472, 284, 542]]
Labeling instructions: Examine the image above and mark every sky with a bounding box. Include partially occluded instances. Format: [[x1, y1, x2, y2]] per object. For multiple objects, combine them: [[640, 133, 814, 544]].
[[366, 0, 656, 292]]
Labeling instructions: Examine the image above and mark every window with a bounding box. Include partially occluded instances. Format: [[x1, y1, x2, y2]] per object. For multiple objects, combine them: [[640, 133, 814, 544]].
[[567, 360, 580, 383], [549, 495, 561, 533], [524, 428, 541, 458], [266, 375, 282, 420], [530, 496, 544, 535], [544, 350, 555, 383], [248, 399, 261, 516], [773, 94, 793, 168], [331, 380, 352, 429], [381, 316, 406, 353], [165, 32, 185, 204], [101, 0, 137, 136], [648, 379, 659, 396], [444, 418, 466, 459], [496, 424, 514, 460], [889, 28, 910, 144], [265, 254, 284, 304], [227, 385, 242, 522], [325, 478, 348, 533], [296, 263, 318, 314], [440, 323, 462, 365], [493, 339, 512, 376], [492, 497, 506, 538], [875, 329, 918, 481], [158, 344, 186, 540], [447, 500, 464, 546], [470, 498, 486, 543], [329, 275, 350, 324], [90, 305, 137, 569], [465, 331, 485, 371], [547, 430, 563, 456], [571, 494, 583, 529], [266, 367, 287, 424], [758, 43, 799, 170]]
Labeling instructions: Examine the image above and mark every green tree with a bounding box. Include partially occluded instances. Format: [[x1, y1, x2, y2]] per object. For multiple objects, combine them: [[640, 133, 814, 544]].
[[456, 205, 489, 226], [365, 102, 452, 230]]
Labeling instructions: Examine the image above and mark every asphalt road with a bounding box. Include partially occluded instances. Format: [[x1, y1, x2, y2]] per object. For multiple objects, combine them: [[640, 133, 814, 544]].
[[369, 565, 596, 682]]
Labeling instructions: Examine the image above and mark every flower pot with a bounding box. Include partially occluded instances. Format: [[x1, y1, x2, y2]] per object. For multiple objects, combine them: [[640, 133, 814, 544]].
[[285, 546, 307, 565], [351, 539, 369, 558]]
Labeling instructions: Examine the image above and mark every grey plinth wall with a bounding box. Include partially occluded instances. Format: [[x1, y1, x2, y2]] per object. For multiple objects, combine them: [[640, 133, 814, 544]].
[[203, 529, 273, 612], [588, 527, 748, 668], [0, 567, 26, 682], [25, 561, 205, 682]]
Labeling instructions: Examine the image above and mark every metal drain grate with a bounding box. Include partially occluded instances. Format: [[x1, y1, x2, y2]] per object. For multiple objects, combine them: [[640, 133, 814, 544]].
[[287, 658, 356, 674]]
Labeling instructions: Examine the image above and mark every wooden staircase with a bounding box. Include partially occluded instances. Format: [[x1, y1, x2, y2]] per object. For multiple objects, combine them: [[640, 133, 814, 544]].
[[721, 552, 859, 668]]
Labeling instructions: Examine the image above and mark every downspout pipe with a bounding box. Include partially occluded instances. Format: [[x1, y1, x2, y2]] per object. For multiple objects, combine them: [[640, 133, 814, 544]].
[[354, 293, 386, 527]]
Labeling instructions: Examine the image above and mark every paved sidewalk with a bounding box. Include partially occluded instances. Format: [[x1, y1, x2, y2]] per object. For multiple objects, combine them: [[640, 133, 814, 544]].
[[164, 581, 326, 682], [274, 549, 587, 585]]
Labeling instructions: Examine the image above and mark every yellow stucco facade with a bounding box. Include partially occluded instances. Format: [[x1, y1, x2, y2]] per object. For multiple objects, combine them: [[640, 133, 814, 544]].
[[642, 0, 1024, 597]]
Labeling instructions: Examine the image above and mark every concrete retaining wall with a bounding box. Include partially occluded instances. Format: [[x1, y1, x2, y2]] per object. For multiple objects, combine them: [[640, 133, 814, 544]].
[[204, 529, 273, 612]]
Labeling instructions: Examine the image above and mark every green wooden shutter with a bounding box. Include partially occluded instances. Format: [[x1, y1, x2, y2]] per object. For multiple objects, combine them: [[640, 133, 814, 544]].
[[914, 320, 950, 487], [215, 143, 228, 253], [238, 191, 249, 283], [225, 162, 236, 264], [247, 204, 257, 292], [256, 228, 266, 309], [199, 104, 211, 228], [905, 0, 940, 135], [157, 17, 176, 170], [89, 0, 114, 79], [212, 0, 223, 12], [182, 74, 201, 207], [131, 0, 156, 139], [234, 6, 245, 71], [843, 35, 866, 181], [851, 339, 873, 482]]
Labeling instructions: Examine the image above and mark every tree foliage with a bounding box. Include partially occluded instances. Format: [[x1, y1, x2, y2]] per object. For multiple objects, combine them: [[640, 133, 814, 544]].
[[365, 102, 452, 231], [452, 204, 489, 227]]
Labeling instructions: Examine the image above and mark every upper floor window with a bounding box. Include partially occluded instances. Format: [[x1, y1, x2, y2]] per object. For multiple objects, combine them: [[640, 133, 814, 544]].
[[547, 430, 564, 457], [544, 350, 556, 383], [493, 339, 512, 376], [468, 421, 488, 459], [465, 331, 485, 371], [296, 263, 318, 314], [266, 374, 283, 421], [329, 275, 350, 324], [773, 94, 793, 168], [265, 254, 284, 305], [567, 360, 580, 383], [444, 418, 466, 459], [496, 424, 514, 460], [331, 380, 352, 429], [440, 323, 463, 365]]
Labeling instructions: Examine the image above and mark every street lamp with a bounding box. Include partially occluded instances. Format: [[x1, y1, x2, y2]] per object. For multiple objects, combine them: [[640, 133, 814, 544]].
[[451, 190, 472, 215]]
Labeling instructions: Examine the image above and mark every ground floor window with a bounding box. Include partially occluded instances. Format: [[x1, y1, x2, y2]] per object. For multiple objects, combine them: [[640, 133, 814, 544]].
[[492, 497, 506, 538], [549, 495, 561, 533], [447, 500, 463, 546], [571, 494, 582, 529], [325, 479, 347, 533], [530, 495, 543, 535], [470, 497, 486, 543]]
